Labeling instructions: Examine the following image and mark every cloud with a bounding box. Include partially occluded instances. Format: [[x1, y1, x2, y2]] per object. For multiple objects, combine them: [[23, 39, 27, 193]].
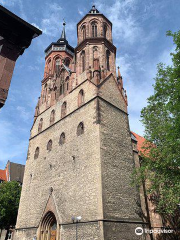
[[158, 46, 174, 66], [40, 3, 63, 37], [78, 8, 84, 16], [28, 65, 40, 71], [96, 0, 142, 44], [31, 23, 43, 31], [0, 120, 28, 168], [0, 0, 17, 7], [16, 106, 31, 122], [0, 0, 27, 20], [2, 0, 27, 20], [116, 55, 132, 79]]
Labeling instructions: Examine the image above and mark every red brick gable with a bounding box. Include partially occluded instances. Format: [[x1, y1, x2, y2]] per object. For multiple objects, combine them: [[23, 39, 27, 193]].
[[0, 169, 7, 181], [131, 131, 147, 154]]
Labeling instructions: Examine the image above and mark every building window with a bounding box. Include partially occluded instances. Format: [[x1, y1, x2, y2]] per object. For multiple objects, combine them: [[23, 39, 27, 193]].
[[77, 122, 84, 136], [38, 118, 43, 133], [60, 69, 65, 95], [82, 25, 86, 40], [78, 89, 84, 106], [55, 58, 60, 76], [64, 58, 70, 67], [60, 69, 65, 81], [106, 50, 110, 71], [60, 84, 64, 95], [103, 24, 107, 38], [47, 58, 51, 76], [59, 132, 65, 145], [61, 101, 67, 118], [50, 110, 55, 125], [34, 147, 39, 159], [65, 76, 69, 92], [81, 50, 85, 73], [93, 46, 98, 58], [47, 140, 52, 151], [92, 21, 97, 37], [43, 83, 48, 103]]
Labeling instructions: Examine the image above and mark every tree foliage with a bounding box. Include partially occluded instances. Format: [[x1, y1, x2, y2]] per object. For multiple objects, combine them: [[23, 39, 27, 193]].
[[0, 181, 21, 229], [134, 31, 180, 235]]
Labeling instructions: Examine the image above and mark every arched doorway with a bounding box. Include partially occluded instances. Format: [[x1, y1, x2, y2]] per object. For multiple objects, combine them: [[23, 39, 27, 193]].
[[39, 211, 57, 240]]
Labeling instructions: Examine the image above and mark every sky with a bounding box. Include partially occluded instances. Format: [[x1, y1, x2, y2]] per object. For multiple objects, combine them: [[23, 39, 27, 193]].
[[0, 0, 179, 169]]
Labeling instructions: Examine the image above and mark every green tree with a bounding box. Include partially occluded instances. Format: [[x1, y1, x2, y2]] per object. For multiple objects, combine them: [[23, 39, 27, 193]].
[[134, 31, 180, 238], [0, 181, 21, 230]]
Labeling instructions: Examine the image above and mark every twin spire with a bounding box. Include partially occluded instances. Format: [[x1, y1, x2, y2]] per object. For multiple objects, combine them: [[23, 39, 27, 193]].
[[60, 20, 66, 40], [59, 5, 99, 41]]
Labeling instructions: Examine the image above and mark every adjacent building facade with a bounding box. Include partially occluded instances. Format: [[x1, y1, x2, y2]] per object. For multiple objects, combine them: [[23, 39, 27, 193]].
[[0, 5, 42, 108], [0, 161, 25, 240], [0, 160, 25, 184], [14, 6, 149, 240]]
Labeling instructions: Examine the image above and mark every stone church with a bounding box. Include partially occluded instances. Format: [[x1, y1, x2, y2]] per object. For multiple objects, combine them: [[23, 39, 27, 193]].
[[14, 6, 152, 240]]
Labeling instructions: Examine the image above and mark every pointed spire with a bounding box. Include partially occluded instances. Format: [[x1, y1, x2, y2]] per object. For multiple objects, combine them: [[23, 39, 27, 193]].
[[61, 20, 66, 39], [117, 66, 121, 78], [117, 66, 123, 89], [124, 90, 128, 105]]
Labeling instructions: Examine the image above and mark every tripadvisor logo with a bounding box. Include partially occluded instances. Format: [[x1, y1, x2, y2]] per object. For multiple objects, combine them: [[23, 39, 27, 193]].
[[135, 227, 143, 235], [135, 227, 174, 235]]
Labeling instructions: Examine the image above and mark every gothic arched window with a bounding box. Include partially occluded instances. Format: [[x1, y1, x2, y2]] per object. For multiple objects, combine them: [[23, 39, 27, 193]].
[[65, 76, 69, 92], [81, 51, 85, 73], [34, 147, 39, 159], [59, 132, 65, 145], [103, 24, 107, 38], [93, 46, 98, 58], [82, 25, 86, 40], [78, 89, 84, 107], [60, 69, 65, 95], [77, 122, 84, 136], [61, 101, 67, 118], [106, 50, 110, 71], [64, 58, 70, 67], [55, 58, 60, 76], [38, 118, 43, 133], [47, 59, 51, 75], [93, 46, 99, 69], [47, 140, 52, 151], [50, 110, 55, 125], [60, 69, 65, 81], [92, 21, 97, 37]]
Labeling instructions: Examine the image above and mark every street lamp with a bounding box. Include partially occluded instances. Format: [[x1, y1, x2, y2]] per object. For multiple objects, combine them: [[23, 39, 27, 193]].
[[72, 216, 81, 240]]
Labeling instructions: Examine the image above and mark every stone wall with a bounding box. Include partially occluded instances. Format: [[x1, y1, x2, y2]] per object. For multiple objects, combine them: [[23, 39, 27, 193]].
[[15, 97, 103, 237]]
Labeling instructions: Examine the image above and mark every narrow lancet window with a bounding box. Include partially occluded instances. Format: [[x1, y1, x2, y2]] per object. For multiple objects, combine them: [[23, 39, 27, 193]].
[[82, 25, 86, 40], [103, 24, 107, 38], [106, 50, 110, 71], [92, 22, 97, 37], [55, 58, 60, 76], [47, 140, 52, 151], [78, 89, 84, 107], [81, 51, 86, 73], [50, 110, 55, 125], [77, 122, 84, 136], [34, 147, 39, 159], [59, 132, 65, 145], [38, 118, 43, 133], [61, 101, 67, 118]]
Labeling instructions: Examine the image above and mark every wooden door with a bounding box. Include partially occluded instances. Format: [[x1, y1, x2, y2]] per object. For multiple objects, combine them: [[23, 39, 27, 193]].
[[50, 230, 56, 240]]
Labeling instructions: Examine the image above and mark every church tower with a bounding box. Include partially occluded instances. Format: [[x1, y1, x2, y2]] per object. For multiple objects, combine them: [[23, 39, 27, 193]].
[[14, 6, 146, 240]]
